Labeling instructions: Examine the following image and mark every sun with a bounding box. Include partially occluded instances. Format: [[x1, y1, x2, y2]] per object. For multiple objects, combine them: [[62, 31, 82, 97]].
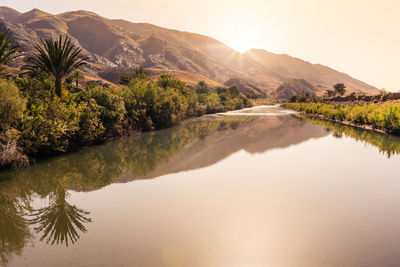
[[228, 39, 253, 53]]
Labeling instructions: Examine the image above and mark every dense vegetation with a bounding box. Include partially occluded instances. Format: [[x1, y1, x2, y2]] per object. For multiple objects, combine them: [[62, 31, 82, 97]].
[[283, 102, 400, 134], [0, 33, 254, 169]]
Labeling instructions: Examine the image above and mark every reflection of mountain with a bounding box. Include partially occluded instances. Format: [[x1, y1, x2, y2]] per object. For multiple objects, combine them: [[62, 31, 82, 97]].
[[120, 115, 328, 180]]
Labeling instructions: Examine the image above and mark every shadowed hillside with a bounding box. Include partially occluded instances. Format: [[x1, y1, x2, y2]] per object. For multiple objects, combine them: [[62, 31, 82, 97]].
[[0, 6, 378, 97], [269, 79, 317, 99]]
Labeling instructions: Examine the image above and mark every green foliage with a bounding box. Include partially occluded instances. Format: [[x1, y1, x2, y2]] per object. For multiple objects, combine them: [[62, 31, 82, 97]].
[[0, 32, 20, 71], [325, 89, 336, 97], [118, 67, 151, 85], [71, 70, 84, 87], [76, 99, 106, 144], [195, 81, 210, 94], [23, 36, 87, 97], [0, 79, 25, 130], [80, 86, 125, 137], [157, 74, 190, 95], [118, 73, 135, 86], [228, 85, 240, 95], [283, 102, 400, 134], [65, 76, 73, 90], [333, 83, 346, 96], [122, 78, 189, 130], [197, 84, 253, 113], [288, 92, 314, 103], [19, 98, 80, 155]]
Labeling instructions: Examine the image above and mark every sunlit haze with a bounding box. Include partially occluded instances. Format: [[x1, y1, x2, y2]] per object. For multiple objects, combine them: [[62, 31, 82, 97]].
[[3, 0, 400, 91]]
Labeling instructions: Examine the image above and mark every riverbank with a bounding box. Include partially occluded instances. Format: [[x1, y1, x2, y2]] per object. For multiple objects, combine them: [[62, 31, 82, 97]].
[[282, 102, 400, 135], [0, 76, 254, 170]]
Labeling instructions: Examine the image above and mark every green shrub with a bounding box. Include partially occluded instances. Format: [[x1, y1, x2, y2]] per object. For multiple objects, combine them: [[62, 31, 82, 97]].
[[82, 86, 125, 136], [0, 79, 25, 130], [76, 99, 106, 144], [19, 99, 79, 155], [283, 102, 400, 134]]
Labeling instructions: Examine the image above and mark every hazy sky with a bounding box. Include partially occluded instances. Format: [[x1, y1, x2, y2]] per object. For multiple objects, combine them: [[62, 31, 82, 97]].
[[3, 0, 400, 91]]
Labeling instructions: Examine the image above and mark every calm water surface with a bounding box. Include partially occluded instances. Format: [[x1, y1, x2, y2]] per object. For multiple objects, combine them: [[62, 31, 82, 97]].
[[2, 106, 400, 267]]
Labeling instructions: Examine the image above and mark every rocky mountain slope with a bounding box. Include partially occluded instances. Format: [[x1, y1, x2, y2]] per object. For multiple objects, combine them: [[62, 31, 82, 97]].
[[0, 6, 379, 97]]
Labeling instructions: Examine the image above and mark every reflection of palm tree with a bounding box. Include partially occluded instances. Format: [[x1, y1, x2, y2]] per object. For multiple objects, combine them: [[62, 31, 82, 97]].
[[0, 199, 31, 266], [28, 189, 91, 247]]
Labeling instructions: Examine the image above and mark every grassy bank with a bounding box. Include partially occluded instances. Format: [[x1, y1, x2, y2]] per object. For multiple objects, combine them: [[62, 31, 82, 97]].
[[282, 102, 400, 135], [0, 76, 254, 169]]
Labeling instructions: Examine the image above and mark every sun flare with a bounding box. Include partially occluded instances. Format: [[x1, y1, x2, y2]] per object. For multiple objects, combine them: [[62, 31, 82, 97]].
[[227, 39, 253, 54]]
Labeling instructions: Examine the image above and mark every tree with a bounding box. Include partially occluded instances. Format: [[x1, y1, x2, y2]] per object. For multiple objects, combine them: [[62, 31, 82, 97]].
[[71, 70, 84, 87], [133, 66, 149, 79], [118, 67, 149, 85], [157, 74, 189, 94], [65, 76, 73, 90], [326, 89, 336, 97], [24, 36, 87, 97], [333, 83, 346, 96], [0, 32, 20, 73], [195, 81, 210, 94], [118, 73, 135, 85], [228, 85, 240, 95]]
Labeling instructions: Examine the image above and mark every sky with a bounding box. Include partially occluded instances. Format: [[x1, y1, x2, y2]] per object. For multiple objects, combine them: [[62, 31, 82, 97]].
[[3, 0, 400, 91]]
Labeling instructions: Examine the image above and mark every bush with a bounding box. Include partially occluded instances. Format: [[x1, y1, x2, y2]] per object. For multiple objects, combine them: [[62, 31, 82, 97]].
[[283, 102, 400, 134], [76, 99, 106, 144], [19, 98, 80, 155], [0, 79, 25, 130], [81, 86, 125, 136]]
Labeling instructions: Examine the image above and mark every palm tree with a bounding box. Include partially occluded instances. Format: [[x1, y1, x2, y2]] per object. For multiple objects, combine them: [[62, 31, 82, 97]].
[[157, 74, 189, 94], [24, 35, 87, 97], [71, 70, 84, 87], [0, 32, 20, 73], [65, 76, 73, 90], [133, 66, 149, 79], [118, 67, 149, 85], [333, 83, 346, 96]]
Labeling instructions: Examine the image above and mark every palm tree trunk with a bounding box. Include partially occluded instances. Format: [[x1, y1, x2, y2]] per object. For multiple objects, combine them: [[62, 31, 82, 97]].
[[55, 79, 62, 97]]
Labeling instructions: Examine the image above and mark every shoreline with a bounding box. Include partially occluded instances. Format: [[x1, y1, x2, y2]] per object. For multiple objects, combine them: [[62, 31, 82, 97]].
[[2, 105, 270, 172], [289, 110, 391, 135]]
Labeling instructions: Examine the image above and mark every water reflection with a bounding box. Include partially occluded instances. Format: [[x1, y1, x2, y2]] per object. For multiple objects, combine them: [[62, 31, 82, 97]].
[[2, 107, 400, 265], [302, 116, 400, 157], [0, 111, 328, 265], [0, 197, 30, 266], [28, 188, 91, 247]]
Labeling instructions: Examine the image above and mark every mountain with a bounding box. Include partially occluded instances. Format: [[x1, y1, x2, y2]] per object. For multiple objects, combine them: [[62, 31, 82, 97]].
[[269, 79, 317, 99], [0, 6, 379, 97], [245, 49, 378, 96]]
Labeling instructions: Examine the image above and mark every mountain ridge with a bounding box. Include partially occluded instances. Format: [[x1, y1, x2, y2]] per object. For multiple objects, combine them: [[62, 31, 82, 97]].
[[0, 6, 379, 97]]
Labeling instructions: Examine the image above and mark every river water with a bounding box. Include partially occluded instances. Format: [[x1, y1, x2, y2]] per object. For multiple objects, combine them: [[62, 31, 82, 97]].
[[2, 106, 400, 267]]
